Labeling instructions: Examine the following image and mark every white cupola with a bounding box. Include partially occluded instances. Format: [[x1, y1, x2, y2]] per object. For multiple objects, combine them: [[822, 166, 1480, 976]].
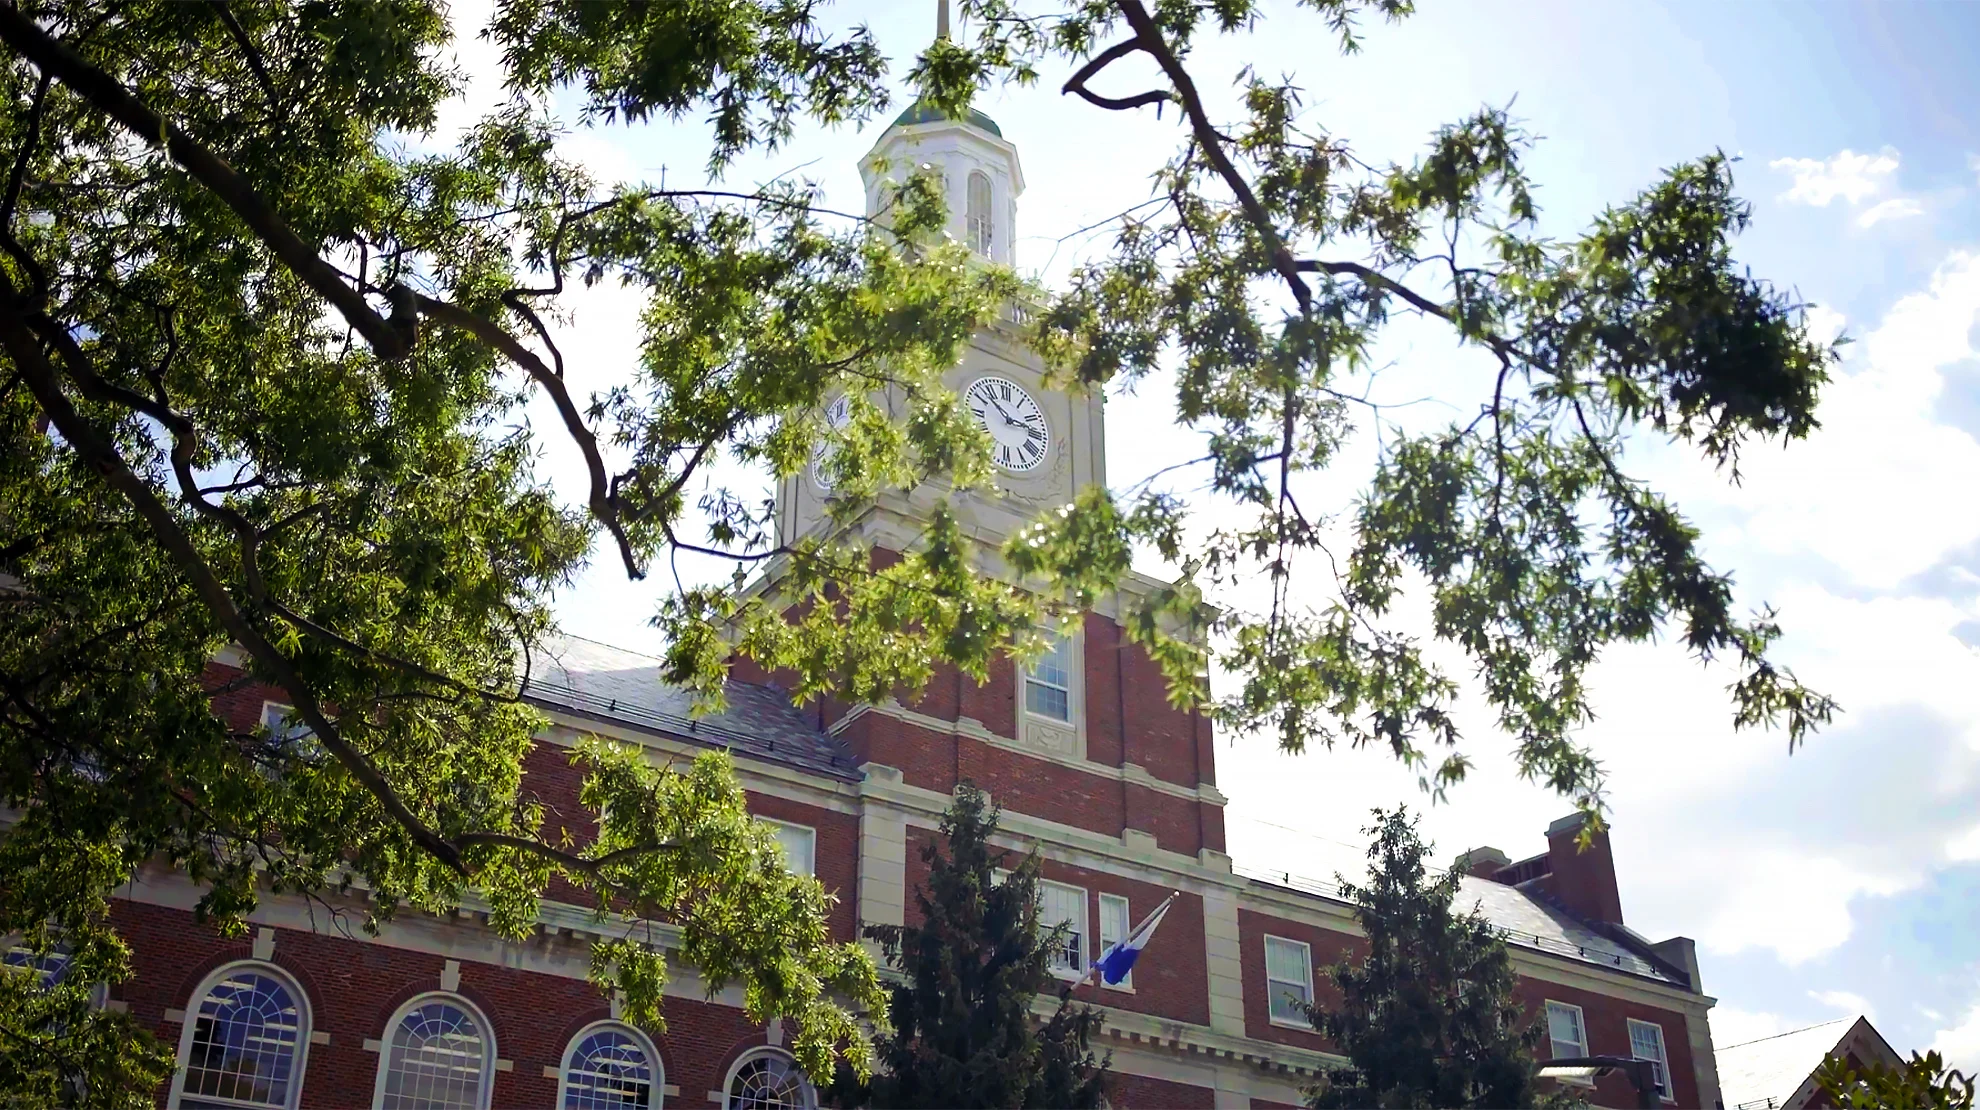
[[861, 99, 1024, 267]]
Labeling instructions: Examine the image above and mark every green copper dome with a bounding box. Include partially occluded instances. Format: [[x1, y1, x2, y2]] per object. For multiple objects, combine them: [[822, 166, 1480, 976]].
[[890, 100, 1003, 138]]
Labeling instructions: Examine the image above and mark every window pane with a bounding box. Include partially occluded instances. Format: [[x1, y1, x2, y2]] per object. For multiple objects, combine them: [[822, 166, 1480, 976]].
[[966, 172, 993, 254], [1039, 882, 1085, 973], [1265, 937, 1311, 1023], [1265, 937, 1308, 982], [1024, 681, 1070, 722], [728, 1051, 815, 1110], [564, 1026, 653, 1110], [1630, 1021, 1670, 1096], [1546, 1003, 1585, 1058], [1030, 636, 1071, 689], [181, 970, 304, 1109], [381, 1000, 487, 1110], [1268, 978, 1310, 1024], [767, 822, 815, 878], [1098, 895, 1129, 948]]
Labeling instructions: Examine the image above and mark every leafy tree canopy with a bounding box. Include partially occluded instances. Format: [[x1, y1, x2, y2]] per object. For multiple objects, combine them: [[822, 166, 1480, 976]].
[[1304, 808, 1567, 1109], [1816, 1050, 1977, 1110], [0, 0, 1834, 1102], [832, 782, 1108, 1109]]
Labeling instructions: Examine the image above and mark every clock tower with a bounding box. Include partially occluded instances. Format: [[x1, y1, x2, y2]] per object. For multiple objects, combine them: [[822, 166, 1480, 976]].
[[773, 94, 1109, 556]]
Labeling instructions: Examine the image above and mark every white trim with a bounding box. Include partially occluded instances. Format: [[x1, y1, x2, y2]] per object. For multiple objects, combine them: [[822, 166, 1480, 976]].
[[167, 960, 312, 1110], [370, 991, 497, 1110], [557, 1020, 665, 1110], [1262, 935, 1313, 1029], [721, 1046, 817, 1110], [1627, 1017, 1674, 1103]]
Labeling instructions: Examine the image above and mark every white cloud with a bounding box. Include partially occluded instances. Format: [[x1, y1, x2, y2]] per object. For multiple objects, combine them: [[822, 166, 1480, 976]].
[[1969, 153, 1980, 186], [1772, 148, 1900, 206], [1803, 304, 1847, 347], [1948, 824, 1980, 863], [1857, 197, 1924, 228], [1661, 250, 1980, 590], [1810, 989, 1876, 1021], [1932, 990, 1980, 1075]]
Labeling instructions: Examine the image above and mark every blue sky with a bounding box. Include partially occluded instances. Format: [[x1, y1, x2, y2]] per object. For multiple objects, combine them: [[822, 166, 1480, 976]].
[[432, 0, 1980, 1072]]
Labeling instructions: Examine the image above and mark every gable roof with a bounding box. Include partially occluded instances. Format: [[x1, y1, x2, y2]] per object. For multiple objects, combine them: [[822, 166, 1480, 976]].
[[523, 634, 858, 780], [1715, 1015, 1904, 1110], [1231, 860, 1689, 987]]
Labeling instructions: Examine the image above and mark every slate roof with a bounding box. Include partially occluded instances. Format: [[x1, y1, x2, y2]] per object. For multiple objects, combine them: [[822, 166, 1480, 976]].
[[1715, 1017, 1854, 1110], [523, 634, 859, 780], [1232, 860, 1688, 987]]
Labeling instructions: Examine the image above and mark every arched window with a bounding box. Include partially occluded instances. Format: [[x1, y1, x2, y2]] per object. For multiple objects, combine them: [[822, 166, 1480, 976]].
[[169, 962, 310, 1110], [724, 1048, 815, 1110], [965, 171, 994, 255], [373, 994, 494, 1110], [559, 1022, 661, 1109]]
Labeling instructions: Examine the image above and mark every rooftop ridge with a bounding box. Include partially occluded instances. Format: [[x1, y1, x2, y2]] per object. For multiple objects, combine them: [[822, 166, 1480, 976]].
[[1718, 1016, 1853, 1053]]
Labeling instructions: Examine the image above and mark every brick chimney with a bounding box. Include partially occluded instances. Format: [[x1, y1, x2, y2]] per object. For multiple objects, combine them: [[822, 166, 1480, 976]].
[[1453, 846, 1511, 879], [1545, 812, 1624, 925]]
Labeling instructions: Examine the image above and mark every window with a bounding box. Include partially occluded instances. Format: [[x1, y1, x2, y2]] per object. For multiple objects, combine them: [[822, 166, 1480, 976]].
[[1628, 1018, 1671, 1100], [3, 939, 70, 988], [373, 995, 493, 1110], [560, 1022, 660, 1110], [1024, 634, 1073, 723], [1545, 1001, 1588, 1060], [171, 963, 309, 1110], [1097, 894, 1131, 988], [725, 1048, 814, 1110], [1038, 880, 1087, 977], [761, 820, 816, 879], [258, 703, 323, 772], [1264, 936, 1312, 1026], [965, 171, 993, 255]]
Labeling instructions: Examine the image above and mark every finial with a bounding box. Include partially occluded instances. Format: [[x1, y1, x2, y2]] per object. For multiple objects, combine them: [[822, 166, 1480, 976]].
[[936, 0, 950, 41]]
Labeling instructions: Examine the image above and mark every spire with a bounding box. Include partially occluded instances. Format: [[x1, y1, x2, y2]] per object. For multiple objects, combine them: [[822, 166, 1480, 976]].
[[936, 0, 949, 41]]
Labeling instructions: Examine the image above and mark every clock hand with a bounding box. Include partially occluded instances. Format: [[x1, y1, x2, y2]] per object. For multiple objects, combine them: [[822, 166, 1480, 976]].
[[987, 396, 1023, 428]]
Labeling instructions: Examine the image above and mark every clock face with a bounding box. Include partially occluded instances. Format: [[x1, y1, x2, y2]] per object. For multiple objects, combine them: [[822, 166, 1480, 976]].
[[809, 394, 852, 491], [965, 376, 1050, 473]]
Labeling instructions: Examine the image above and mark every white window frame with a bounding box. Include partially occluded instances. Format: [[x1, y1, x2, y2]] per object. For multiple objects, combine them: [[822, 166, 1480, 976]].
[[1038, 879, 1088, 980], [558, 1019, 663, 1110], [1263, 935, 1313, 1028], [1627, 1017, 1673, 1102], [1018, 627, 1084, 757], [371, 991, 496, 1110], [167, 960, 313, 1110], [722, 1047, 816, 1110], [1023, 632, 1075, 724], [760, 818, 816, 879], [1097, 893, 1132, 991]]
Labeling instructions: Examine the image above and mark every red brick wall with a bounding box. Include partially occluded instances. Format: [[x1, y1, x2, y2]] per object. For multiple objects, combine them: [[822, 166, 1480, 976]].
[[901, 829, 1210, 1027], [1112, 1070, 1217, 1109], [847, 712, 1218, 856], [1235, 908, 1362, 1052], [112, 897, 785, 1108]]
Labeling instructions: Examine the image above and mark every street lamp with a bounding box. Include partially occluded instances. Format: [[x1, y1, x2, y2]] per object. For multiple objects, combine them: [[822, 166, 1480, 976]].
[[1536, 1055, 1664, 1109]]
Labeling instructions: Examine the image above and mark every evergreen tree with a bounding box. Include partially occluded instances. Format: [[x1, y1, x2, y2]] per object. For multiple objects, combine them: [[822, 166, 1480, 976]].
[[1303, 808, 1561, 1109], [835, 783, 1109, 1109]]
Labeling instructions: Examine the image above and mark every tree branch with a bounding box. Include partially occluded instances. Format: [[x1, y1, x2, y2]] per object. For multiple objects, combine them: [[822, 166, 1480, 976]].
[[0, 5, 411, 359]]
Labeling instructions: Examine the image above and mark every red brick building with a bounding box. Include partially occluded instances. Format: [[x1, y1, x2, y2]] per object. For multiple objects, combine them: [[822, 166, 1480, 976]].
[[100, 101, 1724, 1110]]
